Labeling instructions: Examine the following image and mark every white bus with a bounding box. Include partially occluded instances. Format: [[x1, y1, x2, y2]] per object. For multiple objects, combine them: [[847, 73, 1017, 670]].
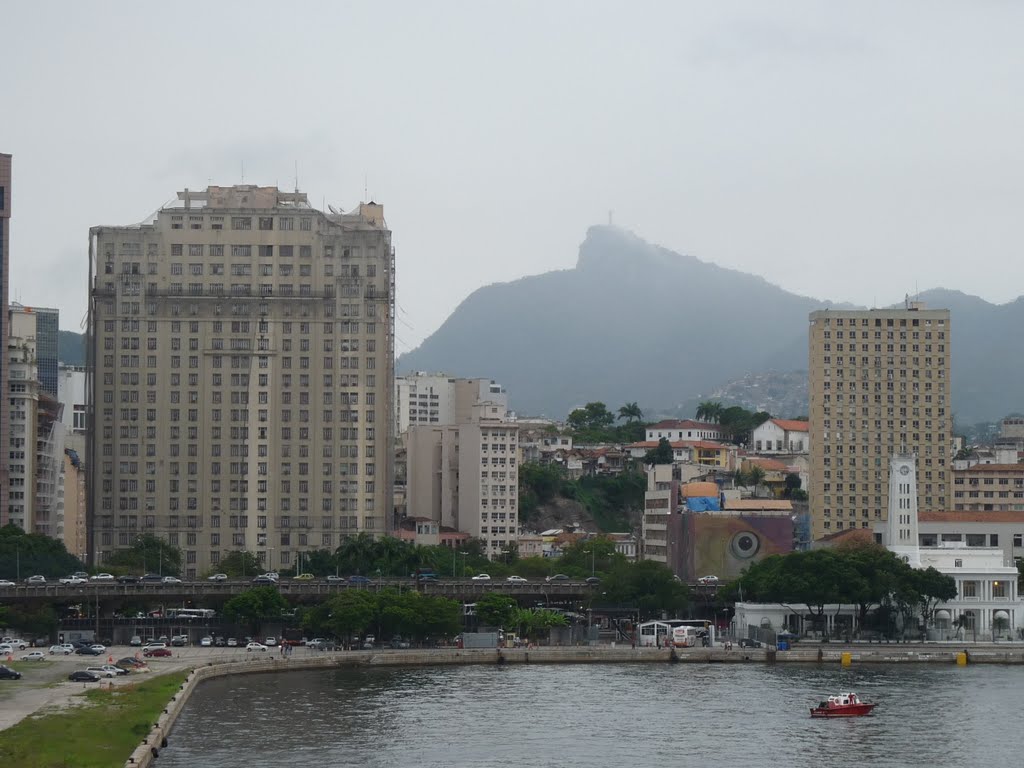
[[167, 608, 217, 620]]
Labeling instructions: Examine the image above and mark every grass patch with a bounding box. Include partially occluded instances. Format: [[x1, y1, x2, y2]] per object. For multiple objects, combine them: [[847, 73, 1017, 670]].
[[0, 670, 189, 768]]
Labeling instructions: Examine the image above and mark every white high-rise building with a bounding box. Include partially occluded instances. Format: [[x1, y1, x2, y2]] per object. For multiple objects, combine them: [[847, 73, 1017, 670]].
[[886, 454, 921, 567], [394, 372, 507, 436]]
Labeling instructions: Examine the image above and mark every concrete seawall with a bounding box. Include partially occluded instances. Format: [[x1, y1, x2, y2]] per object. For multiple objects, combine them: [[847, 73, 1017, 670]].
[[124, 644, 1024, 766]]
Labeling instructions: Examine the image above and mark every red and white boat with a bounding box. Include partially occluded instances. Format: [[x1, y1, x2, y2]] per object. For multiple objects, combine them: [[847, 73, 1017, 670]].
[[810, 692, 877, 718]]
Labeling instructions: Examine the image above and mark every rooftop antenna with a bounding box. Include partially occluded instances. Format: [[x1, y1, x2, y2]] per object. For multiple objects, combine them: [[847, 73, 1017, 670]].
[[294, 160, 299, 193], [364, 173, 368, 202], [241, 161, 245, 184]]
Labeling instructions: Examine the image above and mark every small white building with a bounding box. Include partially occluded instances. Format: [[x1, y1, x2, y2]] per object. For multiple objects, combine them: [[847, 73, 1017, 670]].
[[645, 420, 723, 443], [751, 419, 809, 455]]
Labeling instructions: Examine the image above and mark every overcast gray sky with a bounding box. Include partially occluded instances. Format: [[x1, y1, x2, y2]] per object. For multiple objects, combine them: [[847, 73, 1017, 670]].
[[5, 1, 1022, 352]]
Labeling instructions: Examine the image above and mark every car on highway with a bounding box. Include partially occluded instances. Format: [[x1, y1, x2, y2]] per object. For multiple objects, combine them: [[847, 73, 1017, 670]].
[[59, 576, 88, 585], [325, 575, 347, 583], [251, 575, 276, 585], [293, 573, 314, 580], [506, 575, 528, 583], [0, 665, 23, 680], [144, 647, 172, 658], [49, 644, 74, 655], [226, 638, 238, 647], [585, 576, 601, 585], [264, 572, 280, 581], [200, 636, 213, 647], [20, 651, 46, 662], [162, 576, 183, 584], [68, 670, 102, 682], [471, 573, 491, 581], [207, 573, 228, 581], [89, 572, 115, 581], [348, 575, 371, 585], [545, 574, 570, 582], [116, 574, 139, 584], [246, 642, 268, 652], [139, 573, 164, 583], [0, 579, 15, 587], [25, 575, 46, 584], [696, 575, 720, 586]]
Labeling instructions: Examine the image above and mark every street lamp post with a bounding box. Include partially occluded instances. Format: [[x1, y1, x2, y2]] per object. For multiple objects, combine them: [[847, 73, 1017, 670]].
[[584, 548, 595, 577], [268, 548, 274, 573]]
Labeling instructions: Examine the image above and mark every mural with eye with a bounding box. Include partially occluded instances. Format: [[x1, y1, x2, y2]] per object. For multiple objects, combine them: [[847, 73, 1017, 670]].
[[730, 531, 761, 560]]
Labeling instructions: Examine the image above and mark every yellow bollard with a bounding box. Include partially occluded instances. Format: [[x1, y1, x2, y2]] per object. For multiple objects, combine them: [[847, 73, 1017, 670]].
[[841, 652, 852, 667], [956, 652, 968, 666]]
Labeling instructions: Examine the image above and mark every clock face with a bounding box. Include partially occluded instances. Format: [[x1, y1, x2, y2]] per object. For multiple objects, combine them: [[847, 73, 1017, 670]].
[[899, 465, 910, 476]]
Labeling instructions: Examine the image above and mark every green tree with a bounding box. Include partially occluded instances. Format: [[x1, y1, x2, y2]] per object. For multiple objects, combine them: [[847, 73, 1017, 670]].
[[222, 586, 289, 635], [695, 401, 723, 423], [558, 536, 624, 577], [567, 402, 615, 432], [214, 550, 261, 578], [3, 604, 58, 639], [325, 590, 377, 643], [912, 566, 957, 634], [746, 465, 766, 492], [618, 402, 643, 423], [644, 437, 674, 466], [783, 473, 802, 498], [514, 607, 568, 639], [602, 560, 689, 619], [104, 534, 182, 577], [474, 593, 518, 629], [335, 532, 378, 576], [0, 525, 85, 580], [298, 549, 338, 577]]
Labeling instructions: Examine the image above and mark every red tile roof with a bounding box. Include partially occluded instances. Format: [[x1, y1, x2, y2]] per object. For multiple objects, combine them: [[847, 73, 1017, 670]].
[[723, 499, 793, 511], [771, 419, 810, 432], [744, 456, 792, 473], [628, 440, 729, 451]]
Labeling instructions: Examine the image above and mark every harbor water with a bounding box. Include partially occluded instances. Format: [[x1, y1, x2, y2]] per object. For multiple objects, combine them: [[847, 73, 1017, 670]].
[[158, 662, 1021, 767]]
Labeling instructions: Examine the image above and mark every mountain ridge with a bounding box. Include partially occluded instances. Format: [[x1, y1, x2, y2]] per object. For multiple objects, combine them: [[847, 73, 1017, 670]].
[[398, 226, 1022, 422]]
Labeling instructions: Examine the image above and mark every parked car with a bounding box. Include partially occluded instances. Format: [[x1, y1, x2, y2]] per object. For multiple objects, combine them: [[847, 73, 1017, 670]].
[[116, 574, 139, 584], [207, 573, 228, 582], [293, 573, 314, 581], [251, 575, 276, 585], [20, 651, 46, 662], [49, 644, 73, 655], [200, 636, 213, 647], [506, 575, 528, 583], [214, 637, 227, 647], [0, 665, 22, 680], [0, 579, 15, 587], [116, 657, 146, 669], [348, 575, 371, 584], [144, 647, 172, 658], [390, 636, 410, 649], [246, 642, 268, 652], [697, 575, 720, 586], [471, 574, 491, 581], [545, 574, 570, 582], [264, 637, 278, 647], [325, 575, 347, 583], [141, 642, 167, 651], [68, 670, 101, 682], [129, 635, 142, 647], [90, 572, 115, 581], [3, 639, 28, 650], [86, 666, 119, 678], [75, 646, 102, 656], [59, 576, 88, 585], [170, 636, 187, 647], [226, 638, 238, 647], [738, 638, 763, 649], [25, 575, 46, 584], [162, 576, 183, 584]]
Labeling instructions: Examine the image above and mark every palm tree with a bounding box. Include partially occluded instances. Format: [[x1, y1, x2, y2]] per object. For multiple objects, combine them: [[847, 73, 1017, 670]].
[[618, 402, 643, 423], [696, 401, 723, 423]]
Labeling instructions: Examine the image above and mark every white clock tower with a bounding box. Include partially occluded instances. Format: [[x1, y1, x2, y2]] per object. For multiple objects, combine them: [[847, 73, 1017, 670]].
[[886, 454, 921, 567]]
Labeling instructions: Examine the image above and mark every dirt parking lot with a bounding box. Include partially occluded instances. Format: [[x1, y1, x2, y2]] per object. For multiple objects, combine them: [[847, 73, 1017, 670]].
[[0, 644, 318, 731]]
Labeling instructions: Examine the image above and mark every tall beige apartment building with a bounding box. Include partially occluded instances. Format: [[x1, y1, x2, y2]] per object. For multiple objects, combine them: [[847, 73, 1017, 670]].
[[808, 303, 951, 540], [87, 186, 394, 577]]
